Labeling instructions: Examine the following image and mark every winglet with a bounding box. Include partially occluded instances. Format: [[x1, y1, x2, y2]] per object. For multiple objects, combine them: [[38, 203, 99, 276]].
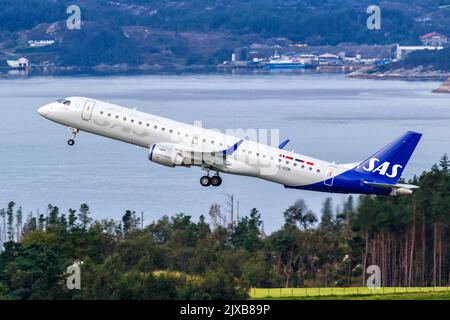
[[223, 139, 244, 156], [279, 139, 290, 149]]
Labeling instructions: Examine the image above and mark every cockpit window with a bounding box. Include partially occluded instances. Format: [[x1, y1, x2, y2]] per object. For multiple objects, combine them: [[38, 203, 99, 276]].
[[56, 98, 71, 106]]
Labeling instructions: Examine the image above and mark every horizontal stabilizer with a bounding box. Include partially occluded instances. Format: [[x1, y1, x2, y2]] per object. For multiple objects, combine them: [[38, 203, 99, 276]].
[[363, 181, 419, 190], [363, 181, 419, 196]]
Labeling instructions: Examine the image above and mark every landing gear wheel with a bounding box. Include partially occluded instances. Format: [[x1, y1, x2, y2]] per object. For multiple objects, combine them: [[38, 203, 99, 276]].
[[200, 176, 211, 187], [211, 176, 222, 187], [68, 128, 79, 146]]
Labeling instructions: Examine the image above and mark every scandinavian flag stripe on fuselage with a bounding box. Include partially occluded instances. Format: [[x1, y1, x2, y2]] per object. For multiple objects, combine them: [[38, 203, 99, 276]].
[[279, 154, 314, 166]]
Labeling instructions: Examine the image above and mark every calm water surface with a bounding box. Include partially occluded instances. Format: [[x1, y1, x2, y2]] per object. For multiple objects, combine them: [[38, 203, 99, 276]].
[[0, 73, 448, 231]]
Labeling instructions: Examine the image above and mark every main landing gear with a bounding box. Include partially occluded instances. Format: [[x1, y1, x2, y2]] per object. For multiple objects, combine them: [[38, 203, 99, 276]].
[[67, 128, 79, 146], [200, 172, 222, 187]]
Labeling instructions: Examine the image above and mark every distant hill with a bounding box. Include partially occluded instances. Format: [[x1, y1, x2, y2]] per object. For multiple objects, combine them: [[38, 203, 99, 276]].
[[0, 0, 449, 67]]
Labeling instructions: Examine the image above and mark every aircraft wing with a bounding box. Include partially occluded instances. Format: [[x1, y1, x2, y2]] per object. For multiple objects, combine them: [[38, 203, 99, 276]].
[[153, 139, 244, 167]]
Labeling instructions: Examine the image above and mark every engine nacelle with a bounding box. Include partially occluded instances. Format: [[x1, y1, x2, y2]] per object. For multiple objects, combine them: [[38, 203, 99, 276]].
[[148, 144, 184, 167], [389, 188, 413, 196]]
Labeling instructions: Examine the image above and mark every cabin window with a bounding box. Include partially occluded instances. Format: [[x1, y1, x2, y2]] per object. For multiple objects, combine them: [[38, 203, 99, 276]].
[[63, 100, 71, 106], [162, 128, 165, 131], [146, 123, 150, 127], [154, 125, 157, 129], [177, 132, 181, 135], [211, 141, 215, 144], [309, 167, 313, 171], [115, 115, 119, 119], [131, 119, 135, 123], [185, 134, 189, 137], [293, 163, 297, 167], [256, 153, 260, 157], [100, 111, 104, 115], [286, 161, 289, 165], [108, 113, 111, 117], [138, 121, 142, 125], [202, 139, 206, 143], [123, 117, 127, 121], [219, 143, 223, 147], [278, 159, 282, 162], [316, 169, 320, 173], [169, 129, 173, 133], [301, 165, 305, 169]]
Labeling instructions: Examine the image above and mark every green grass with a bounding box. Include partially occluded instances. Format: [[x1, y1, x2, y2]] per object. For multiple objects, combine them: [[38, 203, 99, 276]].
[[250, 287, 450, 300]]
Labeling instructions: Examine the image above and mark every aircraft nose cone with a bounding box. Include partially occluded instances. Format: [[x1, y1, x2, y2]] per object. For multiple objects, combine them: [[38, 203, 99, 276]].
[[38, 105, 49, 117]]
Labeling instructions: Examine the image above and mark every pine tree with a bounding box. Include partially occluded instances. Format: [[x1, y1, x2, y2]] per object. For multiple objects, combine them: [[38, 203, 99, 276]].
[[439, 153, 450, 173], [0, 208, 5, 244], [122, 210, 140, 237], [38, 214, 45, 230], [15, 206, 23, 242], [59, 214, 67, 228], [6, 201, 15, 242], [48, 205, 59, 225], [78, 204, 92, 229], [22, 212, 37, 238], [320, 197, 334, 231], [283, 199, 317, 230], [68, 209, 77, 229]]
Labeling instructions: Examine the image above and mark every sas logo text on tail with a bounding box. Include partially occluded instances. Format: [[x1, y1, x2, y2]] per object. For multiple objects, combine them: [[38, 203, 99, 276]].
[[362, 158, 403, 178]]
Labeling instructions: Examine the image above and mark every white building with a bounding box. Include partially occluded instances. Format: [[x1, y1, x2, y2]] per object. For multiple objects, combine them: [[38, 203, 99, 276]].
[[420, 32, 448, 47], [393, 44, 443, 60], [6, 57, 29, 69], [28, 40, 55, 48], [318, 53, 341, 65]]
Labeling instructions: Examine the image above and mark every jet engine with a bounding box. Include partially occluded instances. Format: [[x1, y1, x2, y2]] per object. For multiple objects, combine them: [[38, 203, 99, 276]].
[[148, 144, 184, 167], [389, 188, 413, 196]]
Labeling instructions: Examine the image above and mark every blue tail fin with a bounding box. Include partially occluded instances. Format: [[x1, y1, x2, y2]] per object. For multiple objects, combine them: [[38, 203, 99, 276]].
[[352, 131, 422, 184]]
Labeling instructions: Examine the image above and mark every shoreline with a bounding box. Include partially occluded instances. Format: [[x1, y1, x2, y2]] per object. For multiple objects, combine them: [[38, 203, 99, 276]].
[[347, 66, 450, 82], [0, 65, 448, 86]]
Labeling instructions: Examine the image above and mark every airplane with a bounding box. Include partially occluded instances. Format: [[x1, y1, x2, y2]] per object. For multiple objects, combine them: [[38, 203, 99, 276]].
[[38, 97, 422, 196]]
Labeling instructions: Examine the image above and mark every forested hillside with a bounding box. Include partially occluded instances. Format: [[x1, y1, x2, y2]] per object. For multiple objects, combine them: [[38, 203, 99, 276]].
[[1, 156, 449, 299], [0, 0, 449, 66]]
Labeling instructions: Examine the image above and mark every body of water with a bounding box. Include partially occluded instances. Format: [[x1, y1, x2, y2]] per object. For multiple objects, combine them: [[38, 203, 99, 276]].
[[0, 73, 448, 232]]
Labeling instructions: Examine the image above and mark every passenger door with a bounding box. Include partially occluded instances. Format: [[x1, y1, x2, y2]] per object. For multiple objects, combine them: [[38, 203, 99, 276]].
[[81, 100, 95, 121], [324, 165, 337, 186]]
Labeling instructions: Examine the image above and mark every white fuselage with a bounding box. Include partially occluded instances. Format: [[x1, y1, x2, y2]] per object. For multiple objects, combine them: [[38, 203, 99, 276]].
[[38, 97, 351, 189]]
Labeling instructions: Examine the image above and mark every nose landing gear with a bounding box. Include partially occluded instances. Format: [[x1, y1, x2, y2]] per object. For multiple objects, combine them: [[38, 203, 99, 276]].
[[67, 128, 79, 146]]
